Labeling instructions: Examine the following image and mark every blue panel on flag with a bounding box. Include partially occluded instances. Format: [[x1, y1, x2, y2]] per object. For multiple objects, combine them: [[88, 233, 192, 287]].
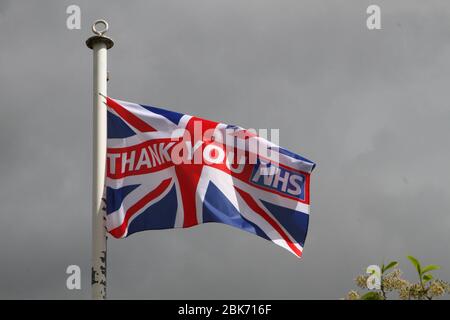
[[140, 104, 184, 125], [107, 111, 136, 138], [261, 200, 309, 247], [273, 146, 316, 169], [126, 185, 178, 235], [106, 184, 140, 215], [203, 183, 270, 241]]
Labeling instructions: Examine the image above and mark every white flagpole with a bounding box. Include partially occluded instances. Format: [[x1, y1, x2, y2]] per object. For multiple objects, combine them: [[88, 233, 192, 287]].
[[86, 20, 114, 300]]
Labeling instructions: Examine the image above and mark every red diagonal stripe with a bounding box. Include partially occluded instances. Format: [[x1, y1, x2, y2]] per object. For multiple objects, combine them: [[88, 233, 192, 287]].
[[235, 187, 302, 257], [109, 178, 172, 238], [106, 97, 156, 133]]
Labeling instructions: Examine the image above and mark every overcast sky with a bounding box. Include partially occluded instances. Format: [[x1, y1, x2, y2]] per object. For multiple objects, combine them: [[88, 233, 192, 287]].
[[1, 0, 450, 299]]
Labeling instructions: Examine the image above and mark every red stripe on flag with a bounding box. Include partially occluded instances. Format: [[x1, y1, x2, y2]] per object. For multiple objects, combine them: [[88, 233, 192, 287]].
[[175, 117, 220, 228], [106, 97, 157, 133], [235, 187, 303, 258], [175, 165, 202, 228], [109, 178, 172, 238]]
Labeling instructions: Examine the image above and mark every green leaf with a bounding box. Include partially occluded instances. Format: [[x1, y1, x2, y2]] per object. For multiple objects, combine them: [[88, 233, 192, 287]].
[[422, 274, 433, 283], [407, 255, 421, 275], [383, 261, 398, 273], [360, 292, 382, 300], [422, 265, 440, 274]]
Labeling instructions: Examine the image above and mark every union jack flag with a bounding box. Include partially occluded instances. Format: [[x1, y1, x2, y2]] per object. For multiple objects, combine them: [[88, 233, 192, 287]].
[[105, 97, 315, 258]]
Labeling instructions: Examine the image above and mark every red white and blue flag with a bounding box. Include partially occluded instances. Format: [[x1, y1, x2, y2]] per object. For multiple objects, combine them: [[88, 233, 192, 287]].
[[105, 97, 315, 258]]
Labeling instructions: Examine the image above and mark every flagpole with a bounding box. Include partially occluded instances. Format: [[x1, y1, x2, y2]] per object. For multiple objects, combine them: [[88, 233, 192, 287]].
[[86, 20, 114, 300]]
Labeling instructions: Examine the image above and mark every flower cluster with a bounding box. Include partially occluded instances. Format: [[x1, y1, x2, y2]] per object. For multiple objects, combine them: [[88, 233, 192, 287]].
[[346, 269, 409, 300], [346, 268, 450, 300], [397, 279, 450, 300], [428, 281, 446, 297], [382, 270, 410, 292], [407, 283, 427, 300], [399, 285, 411, 300], [355, 275, 368, 289], [345, 290, 360, 300]]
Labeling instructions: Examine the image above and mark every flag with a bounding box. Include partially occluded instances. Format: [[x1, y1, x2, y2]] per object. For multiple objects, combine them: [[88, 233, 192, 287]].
[[104, 97, 315, 258]]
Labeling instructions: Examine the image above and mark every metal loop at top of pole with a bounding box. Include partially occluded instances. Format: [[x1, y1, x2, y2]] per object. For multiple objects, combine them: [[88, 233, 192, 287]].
[[86, 19, 114, 50], [92, 19, 109, 36]]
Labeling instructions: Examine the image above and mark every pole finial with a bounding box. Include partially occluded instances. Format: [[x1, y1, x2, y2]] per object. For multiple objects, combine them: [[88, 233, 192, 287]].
[[86, 19, 114, 50], [92, 19, 109, 36]]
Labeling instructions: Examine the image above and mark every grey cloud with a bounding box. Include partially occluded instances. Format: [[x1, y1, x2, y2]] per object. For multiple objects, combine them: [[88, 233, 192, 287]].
[[0, 0, 449, 299]]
